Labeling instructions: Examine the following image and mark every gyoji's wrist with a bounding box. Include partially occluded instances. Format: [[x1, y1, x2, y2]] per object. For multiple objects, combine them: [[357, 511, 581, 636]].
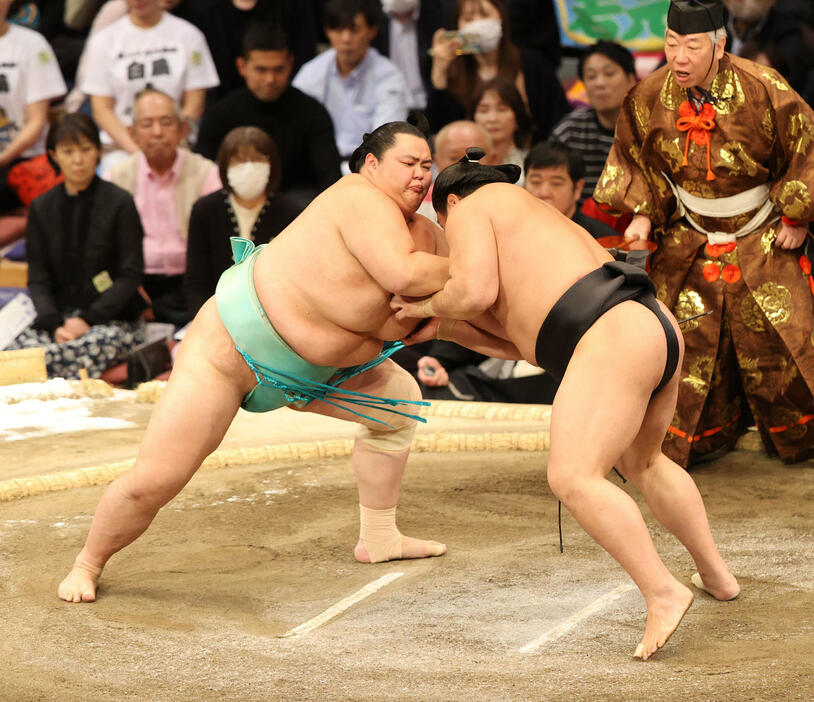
[[781, 215, 801, 227]]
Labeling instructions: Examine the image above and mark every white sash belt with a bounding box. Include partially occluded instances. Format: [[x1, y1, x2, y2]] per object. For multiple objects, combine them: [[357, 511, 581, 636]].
[[662, 173, 779, 244]]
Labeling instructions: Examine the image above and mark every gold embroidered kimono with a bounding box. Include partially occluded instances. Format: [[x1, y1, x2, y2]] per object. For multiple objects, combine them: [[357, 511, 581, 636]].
[[595, 54, 814, 467]]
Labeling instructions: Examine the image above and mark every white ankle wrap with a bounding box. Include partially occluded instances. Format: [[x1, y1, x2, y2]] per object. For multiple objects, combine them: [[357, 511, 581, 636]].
[[359, 504, 402, 563]]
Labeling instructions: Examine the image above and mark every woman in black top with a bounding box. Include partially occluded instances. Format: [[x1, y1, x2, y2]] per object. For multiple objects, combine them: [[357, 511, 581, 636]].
[[184, 126, 300, 315], [6, 113, 146, 379]]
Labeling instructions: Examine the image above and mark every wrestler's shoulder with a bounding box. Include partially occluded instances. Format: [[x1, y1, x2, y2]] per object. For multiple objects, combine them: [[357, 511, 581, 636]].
[[465, 182, 531, 208], [330, 174, 399, 208], [409, 211, 440, 230]]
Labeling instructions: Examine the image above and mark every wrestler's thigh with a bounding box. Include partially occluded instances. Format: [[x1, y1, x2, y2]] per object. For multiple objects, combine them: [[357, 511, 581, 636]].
[[548, 302, 665, 479], [128, 299, 253, 493], [301, 360, 421, 428], [617, 300, 685, 472]]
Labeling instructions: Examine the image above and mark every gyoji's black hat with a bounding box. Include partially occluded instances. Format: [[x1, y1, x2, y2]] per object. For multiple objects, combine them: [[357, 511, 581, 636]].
[[667, 0, 726, 34]]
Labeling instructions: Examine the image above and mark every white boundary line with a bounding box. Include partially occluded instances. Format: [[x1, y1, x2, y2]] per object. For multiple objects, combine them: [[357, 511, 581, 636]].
[[518, 583, 637, 654], [280, 572, 405, 638]]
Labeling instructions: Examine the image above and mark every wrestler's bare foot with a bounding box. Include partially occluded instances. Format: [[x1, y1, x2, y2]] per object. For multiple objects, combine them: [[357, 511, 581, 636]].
[[58, 552, 102, 603], [354, 536, 446, 563], [691, 570, 740, 601], [633, 583, 694, 661]]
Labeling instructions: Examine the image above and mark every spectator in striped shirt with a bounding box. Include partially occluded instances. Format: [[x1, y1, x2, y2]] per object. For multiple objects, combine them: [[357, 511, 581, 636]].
[[551, 41, 636, 206]]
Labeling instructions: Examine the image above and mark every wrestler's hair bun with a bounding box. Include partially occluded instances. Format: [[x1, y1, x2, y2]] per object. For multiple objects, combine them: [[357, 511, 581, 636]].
[[432, 159, 521, 215], [462, 147, 486, 163], [406, 110, 431, 139], [495, 163, 522, 182]]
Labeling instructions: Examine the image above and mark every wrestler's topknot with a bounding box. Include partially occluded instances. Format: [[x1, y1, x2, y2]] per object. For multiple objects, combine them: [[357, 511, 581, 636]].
[[461, 147, 486, 163], [432, 149, 521, 215]]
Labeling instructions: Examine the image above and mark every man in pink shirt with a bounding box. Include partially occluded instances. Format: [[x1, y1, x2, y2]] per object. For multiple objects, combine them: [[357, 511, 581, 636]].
[[107, 88, 221, 324]]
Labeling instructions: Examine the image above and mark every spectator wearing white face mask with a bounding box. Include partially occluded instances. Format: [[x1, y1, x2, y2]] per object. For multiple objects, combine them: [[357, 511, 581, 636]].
[[184, 126, 300, 315], [372, 0, 455, 110], [425, 0, 569, 140]]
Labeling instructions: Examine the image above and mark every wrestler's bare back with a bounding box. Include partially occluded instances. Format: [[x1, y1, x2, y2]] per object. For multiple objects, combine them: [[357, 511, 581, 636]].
[[251, 174, 443, 367], [449, 183, 614, 362]]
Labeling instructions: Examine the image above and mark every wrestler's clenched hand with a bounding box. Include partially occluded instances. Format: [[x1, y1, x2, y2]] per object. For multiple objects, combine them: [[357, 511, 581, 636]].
[[391, 294, 430, 320], [403, 318, 440, 345]]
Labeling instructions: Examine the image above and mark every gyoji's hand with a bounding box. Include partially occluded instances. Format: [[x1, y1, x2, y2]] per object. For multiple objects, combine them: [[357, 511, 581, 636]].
[[775, 221, 808, 250], [624, 214, 652, 242]]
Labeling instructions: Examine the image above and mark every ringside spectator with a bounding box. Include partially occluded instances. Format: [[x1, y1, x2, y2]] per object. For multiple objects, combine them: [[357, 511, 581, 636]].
[[5, 113, 146, 379], [426, 0, 569, 139], [551, 40, 637, 207], [184, 0, 318, 104], [106, 88, 221, 326], [197, 23, 341, 208], [471, 77, 530, 183], [523, 141, 617, 240], [184, 126, 300, 315], [80, 0, 219, 156], [292, 0, 409, 163], [374, 0, 455, 110], [0, 1, 66, 213]]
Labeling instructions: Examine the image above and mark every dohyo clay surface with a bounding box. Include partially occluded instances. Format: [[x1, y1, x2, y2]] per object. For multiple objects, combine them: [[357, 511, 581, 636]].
[[1, 391, 812, 701]]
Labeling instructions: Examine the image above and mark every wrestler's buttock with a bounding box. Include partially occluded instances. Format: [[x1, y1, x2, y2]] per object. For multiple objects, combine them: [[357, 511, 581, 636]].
[[535, 262, 680, 396], [581, 300, 679, 395], [182, 298, 258, 393]]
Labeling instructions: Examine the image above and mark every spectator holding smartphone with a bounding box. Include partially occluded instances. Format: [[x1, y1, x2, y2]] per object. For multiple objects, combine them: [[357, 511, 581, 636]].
[[425, 0, 569, 139]]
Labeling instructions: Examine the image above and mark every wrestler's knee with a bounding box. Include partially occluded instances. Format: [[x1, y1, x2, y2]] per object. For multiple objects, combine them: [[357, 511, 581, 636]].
[[616, 448, 662, 485], [355, 365, 422, 452], [546, 461, 577, 502], [547, 458, 602, 504], [117, 466, 183, 510], [615, 449, 649, 477]]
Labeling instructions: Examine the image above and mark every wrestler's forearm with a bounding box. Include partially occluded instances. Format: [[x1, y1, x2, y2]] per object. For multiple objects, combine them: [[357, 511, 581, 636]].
[[423, 278, 495, 320], [444, 320, 523, 360], [469, 311, 512, 341], [396, 252, 450, 296]]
